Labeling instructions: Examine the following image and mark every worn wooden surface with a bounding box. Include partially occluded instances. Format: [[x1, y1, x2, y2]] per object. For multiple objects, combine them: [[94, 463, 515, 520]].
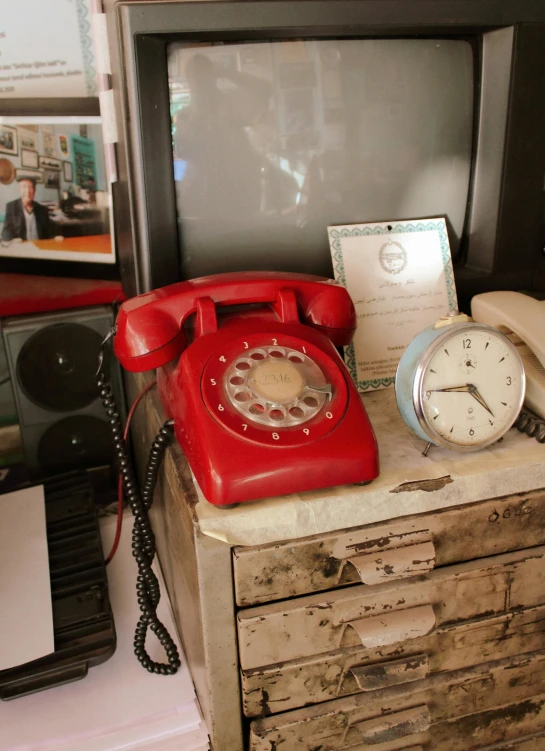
[[249, 651, 545, 750], [233, 488, 543, 606], [477, 732, 545, 749], [124, 373, 545, 751], [126, 372, 244, 751], [242, 604, 545, 716], [238, 545, 545, 669]]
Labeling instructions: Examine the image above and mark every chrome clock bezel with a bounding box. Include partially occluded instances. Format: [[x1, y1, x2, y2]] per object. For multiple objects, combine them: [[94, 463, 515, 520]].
[[412, 322, 526, 452]]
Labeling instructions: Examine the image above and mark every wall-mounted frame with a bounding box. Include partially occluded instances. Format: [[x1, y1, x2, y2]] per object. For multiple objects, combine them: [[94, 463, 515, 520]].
[[0, 125, 18, 156], [39, 155, 61, 171], [20, 148, 39, 169], [63, 160, 73, 182], [43, 169, 60, 188], [0, 115, 116, 279], [15, 168, 43, 183]]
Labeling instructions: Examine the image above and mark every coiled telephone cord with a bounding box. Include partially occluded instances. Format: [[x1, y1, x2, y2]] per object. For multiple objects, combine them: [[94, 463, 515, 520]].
[[514, 408, 545, 443], [97, 369, 181, 675]]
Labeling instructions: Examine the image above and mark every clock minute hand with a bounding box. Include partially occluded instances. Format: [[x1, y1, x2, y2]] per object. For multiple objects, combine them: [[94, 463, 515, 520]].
[[429, 384, 495, 417], [467, 384, 495, 418]]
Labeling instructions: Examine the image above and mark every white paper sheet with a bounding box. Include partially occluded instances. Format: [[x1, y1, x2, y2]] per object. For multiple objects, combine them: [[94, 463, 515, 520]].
[[0, 513, 206, 751], [0, 484, 54, 671], [0, 0, 97, 98], [328, 217, 457, 391]]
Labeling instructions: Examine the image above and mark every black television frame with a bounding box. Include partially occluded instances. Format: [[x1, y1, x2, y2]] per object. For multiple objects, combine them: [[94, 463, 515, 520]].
[[104, 0, 545, 306]]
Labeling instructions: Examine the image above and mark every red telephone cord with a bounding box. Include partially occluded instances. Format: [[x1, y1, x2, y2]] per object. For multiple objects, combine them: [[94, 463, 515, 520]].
[[105, 378, 158, 565]]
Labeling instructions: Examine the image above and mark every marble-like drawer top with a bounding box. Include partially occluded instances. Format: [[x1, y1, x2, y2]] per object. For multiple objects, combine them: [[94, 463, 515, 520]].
[[192, 388, 545, 547]]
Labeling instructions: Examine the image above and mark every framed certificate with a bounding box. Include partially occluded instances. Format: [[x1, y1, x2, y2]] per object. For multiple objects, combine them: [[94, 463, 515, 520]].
[[328, 217, 458, 391]]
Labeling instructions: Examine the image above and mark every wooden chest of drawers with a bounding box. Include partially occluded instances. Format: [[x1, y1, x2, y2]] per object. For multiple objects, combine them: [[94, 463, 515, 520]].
[[126, 373, 545, 751]]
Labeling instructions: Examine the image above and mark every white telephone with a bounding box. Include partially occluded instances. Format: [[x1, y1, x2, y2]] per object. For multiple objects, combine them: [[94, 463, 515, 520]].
[[471, 291, 545, 419]]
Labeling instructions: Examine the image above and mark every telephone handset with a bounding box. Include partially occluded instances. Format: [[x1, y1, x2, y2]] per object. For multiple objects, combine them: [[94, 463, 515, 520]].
[[114, 271, 379, 506], [471, 291, 545, 419]]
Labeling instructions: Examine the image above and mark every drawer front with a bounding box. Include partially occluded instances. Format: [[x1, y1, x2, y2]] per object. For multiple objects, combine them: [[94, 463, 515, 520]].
[[242, 605, 545, 716], [233, 488, 544, 606], [249, 651, 545, 751], [477, 733, 545, 751], [238, 545, 545, 669]]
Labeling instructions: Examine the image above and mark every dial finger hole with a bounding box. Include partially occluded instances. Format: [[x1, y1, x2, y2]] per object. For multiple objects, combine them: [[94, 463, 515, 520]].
[[303, 395, 318, 408], [270, 408, 285, 421], [288, 353, 304, 364], [289, 406, 305, 419], [236, 360, 251, 371], [250, 350, 266, 361], [234, 390, 251, 403], [269, 349, 285, 359], [230, 375, 245, 386], [249, 402, 266, 416]]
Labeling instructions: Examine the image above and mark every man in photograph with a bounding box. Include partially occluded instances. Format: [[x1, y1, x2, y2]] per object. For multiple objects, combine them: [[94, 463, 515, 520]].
[[1, 176, 53, 241]]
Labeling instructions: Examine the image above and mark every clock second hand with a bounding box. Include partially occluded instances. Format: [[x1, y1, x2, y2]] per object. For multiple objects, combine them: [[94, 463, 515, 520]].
[[429, 384, 495, 417]]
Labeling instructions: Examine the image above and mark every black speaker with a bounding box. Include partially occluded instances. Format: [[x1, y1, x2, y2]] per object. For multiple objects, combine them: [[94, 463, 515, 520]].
[[2, 306, 123, 477]]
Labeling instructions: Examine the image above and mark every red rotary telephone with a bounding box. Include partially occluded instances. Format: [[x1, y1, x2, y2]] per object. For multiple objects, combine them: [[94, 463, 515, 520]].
[[114, 271, 378, 506]]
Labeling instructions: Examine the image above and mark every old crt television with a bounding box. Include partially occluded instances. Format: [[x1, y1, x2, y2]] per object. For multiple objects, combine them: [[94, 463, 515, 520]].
[[102, 0, 545, 308]]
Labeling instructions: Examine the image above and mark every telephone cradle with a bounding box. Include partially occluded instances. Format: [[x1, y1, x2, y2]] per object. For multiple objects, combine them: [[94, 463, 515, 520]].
[[114, 271, 379, 506]]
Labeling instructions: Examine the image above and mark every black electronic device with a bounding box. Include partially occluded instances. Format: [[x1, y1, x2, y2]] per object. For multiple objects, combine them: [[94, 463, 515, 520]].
[[99, 0, 545, 310], [2, 305, 124, 478], [0, 472, 116, 700]]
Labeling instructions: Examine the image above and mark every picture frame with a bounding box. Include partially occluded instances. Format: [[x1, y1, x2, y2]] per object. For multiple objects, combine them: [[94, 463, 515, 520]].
[[1, 116, 116, 272], [44, 169, 60, 188], [15, 168, 43, 183], [39, 155, 61, 171], [63, 160, 73, 182], [0, 125, 18, 156], [18, 127, 37, 151], [21, 149, 39, 169]]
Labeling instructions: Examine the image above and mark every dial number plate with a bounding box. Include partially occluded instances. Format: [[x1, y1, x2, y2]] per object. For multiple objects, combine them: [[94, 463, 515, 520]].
[[202, 333, 348, 446], [417, 325, 525, 449]]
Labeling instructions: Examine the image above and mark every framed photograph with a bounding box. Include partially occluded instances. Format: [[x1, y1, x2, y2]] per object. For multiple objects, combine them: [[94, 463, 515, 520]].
[[42, 130, 56, 157], [15, 168, 43, 183], [44, 169, 60, 189], [39, 155, 61, 171], [0, 126, 18, 156], [18, 127, 37, 151], [1, 117, 115, 269], [21, 149, 39, 169], [63, 160, 73, 182]]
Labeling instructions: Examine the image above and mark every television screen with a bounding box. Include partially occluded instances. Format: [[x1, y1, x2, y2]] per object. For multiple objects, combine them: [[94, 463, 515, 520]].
[[168, 38, 474, 280]]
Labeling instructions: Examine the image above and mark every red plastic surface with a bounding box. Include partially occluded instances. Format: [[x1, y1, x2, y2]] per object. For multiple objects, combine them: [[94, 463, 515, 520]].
[[114, 271, 378, 505], [0, 273, 124, 317], [157, 317, 378, 505], [114, 271, 356, 371]]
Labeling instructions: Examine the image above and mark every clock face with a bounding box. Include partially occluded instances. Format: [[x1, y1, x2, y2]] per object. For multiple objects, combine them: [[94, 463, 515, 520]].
[[416, 324, 525, 449]]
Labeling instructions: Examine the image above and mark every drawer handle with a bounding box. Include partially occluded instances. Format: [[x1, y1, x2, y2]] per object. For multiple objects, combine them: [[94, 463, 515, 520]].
[[341, 604, 436, 649], [343, 540, 436, 586], [349, 653, 430, 692], [351, 704, 431, 745]]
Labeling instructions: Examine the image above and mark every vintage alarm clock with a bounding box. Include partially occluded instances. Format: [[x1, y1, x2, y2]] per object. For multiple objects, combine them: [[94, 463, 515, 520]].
[[395, 312, 526, 451]]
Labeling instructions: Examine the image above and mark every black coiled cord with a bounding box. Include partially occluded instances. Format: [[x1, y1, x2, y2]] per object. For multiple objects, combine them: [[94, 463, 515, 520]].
[[97, 369, 181, 675], [514, 408, 545, 443]]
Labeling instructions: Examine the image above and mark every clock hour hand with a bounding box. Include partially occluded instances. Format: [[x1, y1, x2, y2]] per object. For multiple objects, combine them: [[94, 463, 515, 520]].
[[428, 385, 472, 393]]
